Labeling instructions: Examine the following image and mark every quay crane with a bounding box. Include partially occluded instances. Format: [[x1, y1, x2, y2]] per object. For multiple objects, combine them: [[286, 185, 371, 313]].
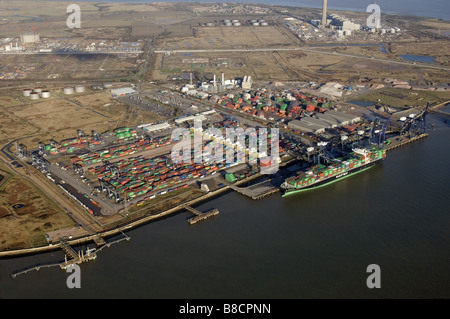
[[399, 102, 429, 138]]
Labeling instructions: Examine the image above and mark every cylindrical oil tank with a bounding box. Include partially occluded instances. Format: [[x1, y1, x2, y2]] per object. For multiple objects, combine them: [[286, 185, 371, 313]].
[[252, 22, 260, 26], [261, 22, 269, 26], [232, 20, 239, 23], [223, 19, 231, 23], [41, 90, 51, 98], [75, 85, 85, 93], [23, 89, 32, 97], [225, 22, 232, 27], [205, 22, 214, 27], [30, 92, 40, 100], [63, 87, 74, 95], [34, 87, 43, 93], [233, 22, 241, 26], [103, 82, 113, 88]]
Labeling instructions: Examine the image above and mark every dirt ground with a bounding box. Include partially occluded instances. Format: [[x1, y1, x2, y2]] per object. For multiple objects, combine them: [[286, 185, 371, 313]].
[[0, 162, 74, 250], [2, 88, 163, 150]]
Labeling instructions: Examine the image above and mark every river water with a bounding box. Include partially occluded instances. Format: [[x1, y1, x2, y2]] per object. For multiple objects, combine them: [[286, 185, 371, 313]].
[[52, 0, 450, 21], [1, 114, 449, 299]]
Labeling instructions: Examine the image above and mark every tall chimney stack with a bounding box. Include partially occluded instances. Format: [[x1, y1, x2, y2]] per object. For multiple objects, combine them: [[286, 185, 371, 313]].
[[322, 0, 328, 29]]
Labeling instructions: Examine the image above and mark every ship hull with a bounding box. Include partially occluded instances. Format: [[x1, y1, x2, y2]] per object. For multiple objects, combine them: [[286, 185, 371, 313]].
[[281, 158, 384, 197]]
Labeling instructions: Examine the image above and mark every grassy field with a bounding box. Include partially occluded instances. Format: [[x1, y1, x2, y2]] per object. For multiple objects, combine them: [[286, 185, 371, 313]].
[[347, 88, 450, 108], [0, 161, 74, 250]]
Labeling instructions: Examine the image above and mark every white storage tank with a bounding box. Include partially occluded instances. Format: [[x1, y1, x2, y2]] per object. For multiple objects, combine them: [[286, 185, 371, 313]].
[[41, 90, 51, 98], [103, 82, 113, 88], [30, 92, 40, 100], [75, 85, 85, 93], [34, 87, 43, 93], [23, 89, 32, 97], [63, 87, 74, 95]]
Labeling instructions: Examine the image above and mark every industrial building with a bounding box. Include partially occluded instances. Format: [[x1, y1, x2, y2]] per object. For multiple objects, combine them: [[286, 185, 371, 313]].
[[175, 114, 207, 124], [21, 32, 40, 43], [325, 110, 361, 125], [329, 14, 361, 31], [182, 73, 240, 94], [289, 110, 361, 133], [241, 76, 252, 90], [312, 113, 342, 128], [110, 87, 136, 96], [137, 122, 171, 132], [288, 118, 329, 134]]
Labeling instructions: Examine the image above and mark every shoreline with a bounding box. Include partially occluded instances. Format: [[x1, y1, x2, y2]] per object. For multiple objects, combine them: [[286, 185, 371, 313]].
[[0, 164, 270, 258]]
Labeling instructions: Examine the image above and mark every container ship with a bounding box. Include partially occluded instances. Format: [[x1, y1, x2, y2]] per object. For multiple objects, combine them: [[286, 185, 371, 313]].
[[281, 147, 386, 197]]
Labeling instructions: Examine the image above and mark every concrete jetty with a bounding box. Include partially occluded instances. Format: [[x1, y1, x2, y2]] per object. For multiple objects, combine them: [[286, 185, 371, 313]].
[[385, 133, 428, 151], [183, 204, 219, 224]]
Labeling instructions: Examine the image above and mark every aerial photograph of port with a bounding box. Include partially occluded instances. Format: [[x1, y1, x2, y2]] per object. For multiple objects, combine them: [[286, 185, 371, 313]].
[[0, 0, 449, 301]]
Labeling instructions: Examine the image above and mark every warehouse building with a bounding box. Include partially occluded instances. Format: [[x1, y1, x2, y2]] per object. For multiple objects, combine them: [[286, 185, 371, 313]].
[[175, 114, 207, 124], [325, 110, 361, 125], [289, 110, 361, 134], [288, 117, 329, 134], [21, 32, 40, 43], [313, 113, 342, 128], [110, 87, 136, 96], [137, 122, 171, 132]]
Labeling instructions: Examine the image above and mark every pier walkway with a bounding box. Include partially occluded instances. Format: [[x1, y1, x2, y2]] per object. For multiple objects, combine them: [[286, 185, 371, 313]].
[[386, 133, 428, 151], [11, 232, 130, 278], [182, 204, 219, 224], [229, 181, 279, 200]]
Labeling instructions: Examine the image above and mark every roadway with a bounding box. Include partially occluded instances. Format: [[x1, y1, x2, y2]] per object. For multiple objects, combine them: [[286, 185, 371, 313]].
[[0, 50, 144, 55], [154, 46, 450, 71]]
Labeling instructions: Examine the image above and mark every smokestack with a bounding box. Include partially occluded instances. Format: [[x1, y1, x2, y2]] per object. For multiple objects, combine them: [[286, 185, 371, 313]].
[[322, 0, 328, 28], [222, 73, 225, 85], [190, 73, 193, 86], [213, 74, 217, 87]]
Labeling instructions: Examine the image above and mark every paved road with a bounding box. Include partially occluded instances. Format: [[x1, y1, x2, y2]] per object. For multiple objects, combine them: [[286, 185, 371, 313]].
[[0, 50, 144, 55], [154, 46, 450, 71]]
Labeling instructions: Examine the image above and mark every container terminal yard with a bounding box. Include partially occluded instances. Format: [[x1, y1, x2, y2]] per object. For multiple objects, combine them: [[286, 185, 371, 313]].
[[1, 78, 440, 278]]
